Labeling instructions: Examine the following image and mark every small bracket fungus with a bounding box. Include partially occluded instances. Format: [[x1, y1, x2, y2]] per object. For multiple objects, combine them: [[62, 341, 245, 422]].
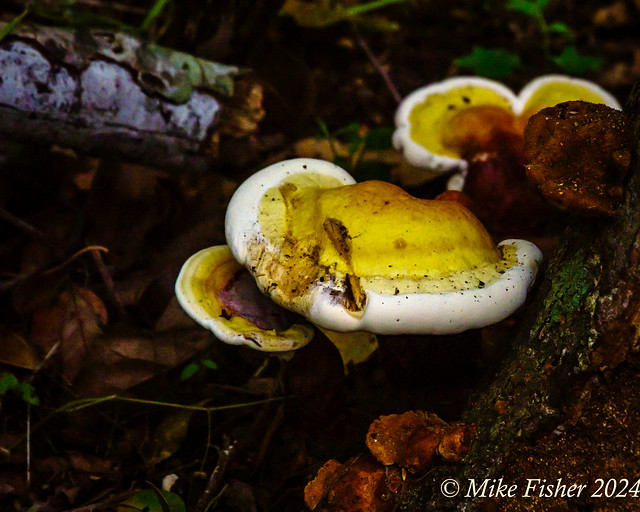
[[175, 245, 315, 351], [224, 158, 543, 335], [393, 75, 621, 174], [524, 100, 631, 217]]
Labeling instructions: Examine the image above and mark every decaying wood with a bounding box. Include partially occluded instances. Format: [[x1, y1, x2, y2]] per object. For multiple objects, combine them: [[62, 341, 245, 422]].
[[0, 23, 264, 171], [399, 88, 640, 510]]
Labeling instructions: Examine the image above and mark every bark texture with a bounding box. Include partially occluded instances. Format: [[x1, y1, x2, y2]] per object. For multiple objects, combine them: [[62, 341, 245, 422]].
[[0, 23, 263, 171], [399, 87, 640, 511]]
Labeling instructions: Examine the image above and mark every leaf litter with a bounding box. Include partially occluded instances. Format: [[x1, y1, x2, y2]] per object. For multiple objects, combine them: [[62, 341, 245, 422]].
[[1, 1, 639, 510]]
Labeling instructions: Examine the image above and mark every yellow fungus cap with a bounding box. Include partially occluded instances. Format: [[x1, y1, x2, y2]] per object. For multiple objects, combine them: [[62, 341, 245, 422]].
[[225, 158, 543, 334], [175, 245, 314, 351], [393, 75, 621, 174]]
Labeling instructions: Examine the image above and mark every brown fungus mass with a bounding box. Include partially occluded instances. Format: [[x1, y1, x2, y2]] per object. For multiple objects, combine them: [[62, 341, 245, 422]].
[[365, 410, 475, 474], [304, 455, 402, 512], [524, 100, 630, 217]]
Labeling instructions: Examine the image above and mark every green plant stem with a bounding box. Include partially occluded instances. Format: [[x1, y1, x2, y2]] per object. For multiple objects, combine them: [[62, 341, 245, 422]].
[[140, 0, 173, 32], [0, 8, 29, 43], [4, 395, 286, 455], [346, 0, 410, 17], [60, 394, 285, 413]]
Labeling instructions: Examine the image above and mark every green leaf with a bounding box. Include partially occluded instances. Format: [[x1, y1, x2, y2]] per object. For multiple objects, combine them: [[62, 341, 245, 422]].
[[0, 372, 19, 393], [333, 155, 350, 169], [364, 127, 394, 150], [0, 8, 29, 43], [180, 359, 218, 380], [454, 47, 521, 79], [552, 46, 604, 75], [333, 122, 361, 138], [201, 359, 218, 370], [18, 383, 40, 406], [316, 119, 331, 140], [506, 0, 543, 18], [180, 363, 200, 381], [547, 21, 573, 36], [140, 0, 174, 32], [347, 138, 364, 156], [117, 489, 185, 512], [0, 372, 39, 405], [351, 160, 392, 182]]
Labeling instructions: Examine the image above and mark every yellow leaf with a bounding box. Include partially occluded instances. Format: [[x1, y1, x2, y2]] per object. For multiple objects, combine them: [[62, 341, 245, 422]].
[[318, 327, 378, 370]]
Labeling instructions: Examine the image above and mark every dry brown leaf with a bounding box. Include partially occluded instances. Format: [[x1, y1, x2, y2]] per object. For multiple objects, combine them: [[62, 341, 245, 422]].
[[0, 325, 40, 370], [29, 285, 107, 382], [67, 450, 116, 475], [143, 408, 196, 466], [71, 328, 212, 396], [155, 296, 197, 331]]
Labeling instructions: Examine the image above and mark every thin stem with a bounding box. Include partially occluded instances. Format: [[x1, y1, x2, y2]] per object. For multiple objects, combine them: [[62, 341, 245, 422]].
[[0, 208, 44, 237], [0, 8, 29, 43], [346, 0, 410, 17], [90, 245, 126, 319], [6, 395, 286, 454], [353, 27, 402, 104], [60, 394, 285, 413], [140, 0, 173, 31], [196, 436, 237, 512], [42, 245, 109, 276]]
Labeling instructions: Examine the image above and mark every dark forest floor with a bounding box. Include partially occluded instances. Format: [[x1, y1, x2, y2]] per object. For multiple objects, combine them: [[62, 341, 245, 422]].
[[1, 1, 640, 511]]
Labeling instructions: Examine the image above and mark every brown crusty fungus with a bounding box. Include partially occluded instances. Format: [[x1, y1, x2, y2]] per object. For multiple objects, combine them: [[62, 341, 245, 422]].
[[524, 100, 631, 217], [304, 455, 402, 512], [366, 410, 475, 474]]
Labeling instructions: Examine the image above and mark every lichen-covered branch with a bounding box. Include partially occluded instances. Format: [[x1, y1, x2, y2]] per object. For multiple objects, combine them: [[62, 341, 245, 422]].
[[0, 23, 263, 170]]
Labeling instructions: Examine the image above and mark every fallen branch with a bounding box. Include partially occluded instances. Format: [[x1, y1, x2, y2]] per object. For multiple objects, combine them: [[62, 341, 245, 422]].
[[0, 23, 264, 171]]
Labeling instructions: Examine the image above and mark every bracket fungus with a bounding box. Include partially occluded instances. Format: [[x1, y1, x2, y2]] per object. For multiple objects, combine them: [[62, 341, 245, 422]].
[[220, 158, 542, 335], [393, 75, 621, 174], [175, 244, 315, 351], [392, 75, 621, 235]]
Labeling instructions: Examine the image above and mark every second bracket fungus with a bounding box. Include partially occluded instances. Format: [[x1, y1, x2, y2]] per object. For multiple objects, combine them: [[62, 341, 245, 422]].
[[392, 75, 621, 235], [224, 158, 543, 335], [393, 75, 621, 174]]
